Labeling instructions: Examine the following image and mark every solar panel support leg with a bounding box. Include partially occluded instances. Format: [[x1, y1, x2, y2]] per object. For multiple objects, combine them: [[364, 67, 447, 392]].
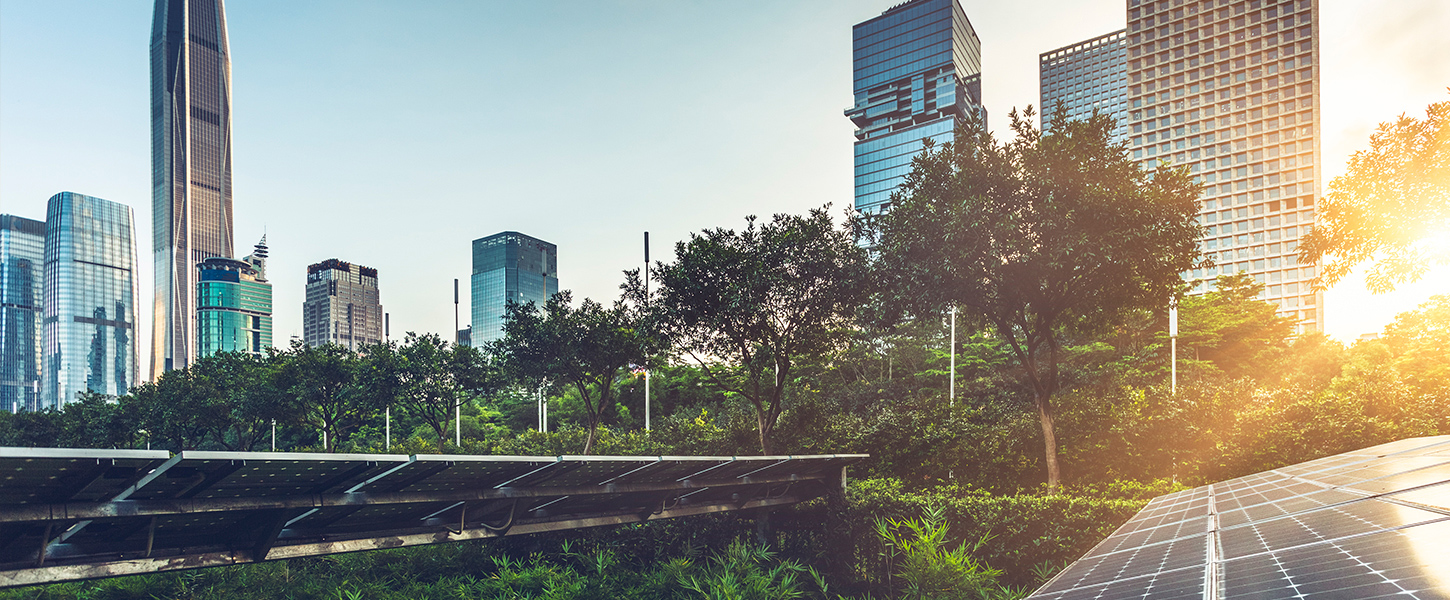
[[251, 510, 290, 561], [145, 517, 156, 558], [36, 523, 51, 567]]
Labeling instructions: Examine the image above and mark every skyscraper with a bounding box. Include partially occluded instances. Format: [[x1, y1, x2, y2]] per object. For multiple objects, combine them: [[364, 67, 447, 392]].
[[302, 259, 383, 350], [1040, 30, 1130, 142], [151, 0, 235, 376], [196, 237, 272, 357], [845, 0, 985, 215], [1, 215, 46, 412], [42, 193, 141, 408], [1126, 0, 1323, 332], [470, 232, 558, 346]]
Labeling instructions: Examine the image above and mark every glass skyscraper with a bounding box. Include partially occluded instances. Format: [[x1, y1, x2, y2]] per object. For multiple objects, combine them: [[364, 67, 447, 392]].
[[151, 0, 235, 376], [1040, 30, 1130, 142], [1126, 0, 1323, 332], [1, 215, 46, 412], [302, 259, 383, 350], [470, 232, 558, 346], [846, 0, 985, 215], [196, 237, 272, 357], [42, 193, 141, 408]]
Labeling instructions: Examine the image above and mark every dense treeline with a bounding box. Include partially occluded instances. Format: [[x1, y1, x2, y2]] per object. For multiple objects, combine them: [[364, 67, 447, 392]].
[[6, 107, 1449, 598]]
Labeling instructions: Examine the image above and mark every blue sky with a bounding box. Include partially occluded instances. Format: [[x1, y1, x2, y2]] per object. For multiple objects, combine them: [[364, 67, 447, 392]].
[[2, 0, 1448, 349]]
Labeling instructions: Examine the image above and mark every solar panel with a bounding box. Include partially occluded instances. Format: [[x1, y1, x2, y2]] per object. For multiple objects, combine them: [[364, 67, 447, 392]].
[[0, 449, 863, 588], [1028, 435, 1450, 599]]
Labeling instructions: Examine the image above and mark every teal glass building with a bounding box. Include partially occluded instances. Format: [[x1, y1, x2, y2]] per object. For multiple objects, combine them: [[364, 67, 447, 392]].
[[196, 238, 271, 357], [1, 215, 46, 412], [846, 0, 985, 215], [1040, 30, 1129, 142], [42, 193, 141, 408], [470, 232, 557, 346]]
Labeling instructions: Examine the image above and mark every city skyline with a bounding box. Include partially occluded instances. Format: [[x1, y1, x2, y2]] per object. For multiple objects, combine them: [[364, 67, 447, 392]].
[[2, 0, 1448, 350]]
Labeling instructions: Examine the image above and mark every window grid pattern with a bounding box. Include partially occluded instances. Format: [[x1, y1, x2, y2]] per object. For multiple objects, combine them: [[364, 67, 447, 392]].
[[196, 257, 272, 357], [151, 0, 234, 376], [41, 193, 140, 408], [0, 215, 46, 412], [302, 260, 383, 351], [470, 232, 558, 346], [1126, 0, 1323, 333], [845, 0, 985, 214], [1040, 30, 1130, 143]]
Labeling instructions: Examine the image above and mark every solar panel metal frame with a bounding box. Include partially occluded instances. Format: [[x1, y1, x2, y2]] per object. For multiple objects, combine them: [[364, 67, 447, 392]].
[[0, 449, 864, 588], [1027, 435, 1450, 599]]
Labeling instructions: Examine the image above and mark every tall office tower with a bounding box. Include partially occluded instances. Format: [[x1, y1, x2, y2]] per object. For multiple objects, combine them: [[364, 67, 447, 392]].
[[845, 0, 986, 215], [1040, 30, 1130, 142], [1126, 0, 1322, 332], [196, 237, 272, 357], [1, 215, 46, 412], [302, 259, 383, 350], [42, 193, 141, 408], [470, 232, 558, 345], [150, 0, 235, 376]]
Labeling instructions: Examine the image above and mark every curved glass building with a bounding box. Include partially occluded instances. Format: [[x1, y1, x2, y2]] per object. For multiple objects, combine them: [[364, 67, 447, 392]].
[[196, 239, 271, 357], [42, 193, 141, 408], [470, 232, 558, 346], [151, 0, 235, 376]]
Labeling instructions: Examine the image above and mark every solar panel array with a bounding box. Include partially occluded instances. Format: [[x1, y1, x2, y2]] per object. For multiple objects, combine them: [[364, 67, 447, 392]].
[[1028, 436, 1450, 599], [0, 448, 862, 588]]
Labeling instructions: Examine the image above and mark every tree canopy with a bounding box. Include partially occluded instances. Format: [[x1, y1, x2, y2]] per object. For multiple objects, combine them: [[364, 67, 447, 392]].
[[1300, 94, 1450, 292], [871, 108, 1203, 491]]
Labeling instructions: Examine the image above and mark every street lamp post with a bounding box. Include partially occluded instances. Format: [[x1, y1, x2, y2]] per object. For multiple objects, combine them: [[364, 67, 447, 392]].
[[949, 305, 957, 407], [644, 231, 651, 431], [1170, 297, 1179, 395]]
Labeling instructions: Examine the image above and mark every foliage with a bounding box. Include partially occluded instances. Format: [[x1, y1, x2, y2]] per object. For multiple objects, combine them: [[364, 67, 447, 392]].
[[634, 205, 869, 454], [496, 291, 652, 454], [1174, 273, 1295, 381], [1300, 94, 1450, 292], [873, 503, 1012, 599], [870, 108, 1202, 490]]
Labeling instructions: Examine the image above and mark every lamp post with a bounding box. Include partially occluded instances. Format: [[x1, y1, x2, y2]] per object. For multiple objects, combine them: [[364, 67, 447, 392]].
[[643, 232, 651, 431], [1170, 297, 1179, 395], [949, 305, 957, 407]]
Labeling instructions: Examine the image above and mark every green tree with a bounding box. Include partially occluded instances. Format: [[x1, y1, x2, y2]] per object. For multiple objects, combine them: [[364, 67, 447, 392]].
[[1300, 95, 1450, 292], [497, 292, 649, 454], [633, 206, 870, 455], [1174, 273, 1295, 380], [872, 109, 1202, 491], [123, 367, 230, 451], [277, 342, 374, 452], [379, 333, 499, 450]]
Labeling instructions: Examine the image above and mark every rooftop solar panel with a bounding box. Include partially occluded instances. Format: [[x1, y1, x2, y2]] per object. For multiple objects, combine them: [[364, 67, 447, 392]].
[[1028, 436, 1450, 599], [0, 449, 864, 588]]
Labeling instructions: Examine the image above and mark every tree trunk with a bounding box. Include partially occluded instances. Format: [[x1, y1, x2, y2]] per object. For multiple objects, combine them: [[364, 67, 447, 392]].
[[756, 411, 775, 455], [583, 424, 597, 455], [1035, 392, 1060, 493]]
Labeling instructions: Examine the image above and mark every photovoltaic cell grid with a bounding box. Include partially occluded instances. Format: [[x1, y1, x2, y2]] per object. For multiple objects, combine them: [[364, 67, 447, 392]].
[[0, 448, 862, 587], [1028, 435, 1450, 599]]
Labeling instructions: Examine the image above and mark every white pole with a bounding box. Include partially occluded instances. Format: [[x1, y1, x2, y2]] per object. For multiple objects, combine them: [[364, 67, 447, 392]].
[[385, 406, 391, 449], [949, 305, 957, 407], [271, 420, 276, 451], [644, 232, 651, 431], [455, 400, 461, 447], [1170, 299, 1179, 395]]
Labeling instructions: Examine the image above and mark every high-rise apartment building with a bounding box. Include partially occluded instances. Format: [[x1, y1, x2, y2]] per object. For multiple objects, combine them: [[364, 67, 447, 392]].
[[1, 215, 46, 412], [302, 259, 383, 350], [196, 238, 272, 357], [1126, 0, 1322, 332], [470, 232, 558, 346], [846, 0, 985, 215], [42, 193, 141, 408], [1040, 30, 1130, 142], [151, 0, 236, 375]]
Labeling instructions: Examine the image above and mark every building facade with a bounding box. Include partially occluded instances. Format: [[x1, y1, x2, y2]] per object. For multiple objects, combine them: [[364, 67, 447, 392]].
[[1040, 30, 1130, 142], [42, 193, 141, 408], [845, 0, 985, 215], [1, 215, 46, 412], [151, 0, 236, 376], [1125, 0, 1323, 332], [196, 237, 271, 357], [470, 232, 558, 346], [302, 259, 382, 350]]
